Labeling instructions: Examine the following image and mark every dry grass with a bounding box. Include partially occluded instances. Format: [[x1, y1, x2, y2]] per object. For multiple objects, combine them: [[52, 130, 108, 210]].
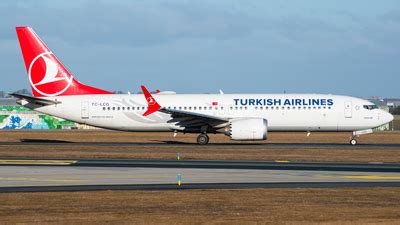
[[0, 188, 400, 224], [0, 131, 400, 162], [1, 131, 400, 224], [1, 130, 400, 144]]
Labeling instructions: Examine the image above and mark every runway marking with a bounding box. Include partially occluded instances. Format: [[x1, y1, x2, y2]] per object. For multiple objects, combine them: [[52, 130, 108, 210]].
[[0, 160, 77, 165], [316, 175, 400, 180], [0, 177, 89, 183], [274, 160, 290, 163]]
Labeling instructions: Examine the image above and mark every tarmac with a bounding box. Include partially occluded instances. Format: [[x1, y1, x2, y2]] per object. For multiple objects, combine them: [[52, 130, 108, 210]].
[[1, 158, 400, 192]]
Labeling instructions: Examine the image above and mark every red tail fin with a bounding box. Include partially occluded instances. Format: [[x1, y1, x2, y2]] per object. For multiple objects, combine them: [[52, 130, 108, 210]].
[[15, 26, 112, 97], [141, 85, 161, 116]]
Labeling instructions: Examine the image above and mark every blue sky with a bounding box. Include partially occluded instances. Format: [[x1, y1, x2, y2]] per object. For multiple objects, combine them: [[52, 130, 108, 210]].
[[1, 0, 399, 97]]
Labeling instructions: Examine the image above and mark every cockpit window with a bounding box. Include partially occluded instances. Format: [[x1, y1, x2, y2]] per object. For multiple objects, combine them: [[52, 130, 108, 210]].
[[363, 105, 378, 110]]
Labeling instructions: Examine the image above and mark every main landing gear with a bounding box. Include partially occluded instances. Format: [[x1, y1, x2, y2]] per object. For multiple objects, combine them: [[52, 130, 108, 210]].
[[197, 133, 209, 145]]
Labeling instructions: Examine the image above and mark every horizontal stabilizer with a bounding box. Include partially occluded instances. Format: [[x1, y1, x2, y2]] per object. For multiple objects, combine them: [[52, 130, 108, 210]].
[[9, 93, 61, 105]]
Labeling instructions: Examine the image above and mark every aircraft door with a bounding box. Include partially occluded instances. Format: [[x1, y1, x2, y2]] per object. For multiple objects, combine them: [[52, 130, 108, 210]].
[[344, 101, 352, 118], [81, 101, 89, 119]]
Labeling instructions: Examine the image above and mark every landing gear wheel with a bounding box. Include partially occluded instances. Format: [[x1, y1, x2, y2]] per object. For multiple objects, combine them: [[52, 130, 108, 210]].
[[197, 134, 209, 145], [350, 139, 357, 145]]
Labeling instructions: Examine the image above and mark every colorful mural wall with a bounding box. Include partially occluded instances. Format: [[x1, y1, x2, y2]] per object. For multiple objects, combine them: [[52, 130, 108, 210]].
[[0, 106, 76, 129]]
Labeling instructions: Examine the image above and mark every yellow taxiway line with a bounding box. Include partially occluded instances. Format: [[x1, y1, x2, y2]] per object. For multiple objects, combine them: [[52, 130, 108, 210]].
[[343, 175, 400, 180], [0, 177, 88, 183], [317, 175, 400, 180], [0, 160, 77, 165]]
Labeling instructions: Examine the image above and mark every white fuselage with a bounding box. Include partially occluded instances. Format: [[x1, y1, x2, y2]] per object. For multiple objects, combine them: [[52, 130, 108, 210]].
[[22, 93, 393, 133]]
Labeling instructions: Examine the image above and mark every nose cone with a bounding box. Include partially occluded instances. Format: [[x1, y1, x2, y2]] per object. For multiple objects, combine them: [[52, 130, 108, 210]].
[[383, 111, 394, 124]]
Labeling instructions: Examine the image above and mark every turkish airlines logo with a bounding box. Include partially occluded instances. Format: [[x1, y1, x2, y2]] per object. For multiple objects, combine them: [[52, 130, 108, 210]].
[[147, 97, 156, 105], [28, 52, 73, 97]]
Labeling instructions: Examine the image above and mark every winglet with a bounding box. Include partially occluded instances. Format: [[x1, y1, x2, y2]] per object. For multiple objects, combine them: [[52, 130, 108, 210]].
[[141, 85, 161, 116]]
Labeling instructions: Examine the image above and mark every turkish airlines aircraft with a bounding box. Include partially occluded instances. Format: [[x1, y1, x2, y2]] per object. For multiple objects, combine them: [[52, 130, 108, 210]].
[[13, 27, 393, 145]]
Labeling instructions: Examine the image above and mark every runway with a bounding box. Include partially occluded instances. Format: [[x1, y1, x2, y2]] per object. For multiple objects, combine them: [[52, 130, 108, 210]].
[[1, 158, 400, 172], [1, 158, 400, 192]]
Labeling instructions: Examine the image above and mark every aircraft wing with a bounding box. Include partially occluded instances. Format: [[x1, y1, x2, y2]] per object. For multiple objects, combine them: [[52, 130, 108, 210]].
[[159, 107, 228, 128], [141, 85, 228, 129], [9, 93, 61, 106]]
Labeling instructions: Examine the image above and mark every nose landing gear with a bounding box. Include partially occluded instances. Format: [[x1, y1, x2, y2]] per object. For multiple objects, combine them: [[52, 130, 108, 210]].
[[349, 129, 373, 145], [197, 133, 209, 145], [350, 138, 357, 145]]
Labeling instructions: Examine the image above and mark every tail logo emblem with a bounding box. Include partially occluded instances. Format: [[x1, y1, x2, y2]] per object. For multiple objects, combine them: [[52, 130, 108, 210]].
[[147, 97, 156, 105], [28, 52, 73, 97]]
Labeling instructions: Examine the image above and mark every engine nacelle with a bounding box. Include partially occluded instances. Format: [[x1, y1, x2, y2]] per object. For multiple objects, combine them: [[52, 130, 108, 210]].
[[224, 118, 268, 141]]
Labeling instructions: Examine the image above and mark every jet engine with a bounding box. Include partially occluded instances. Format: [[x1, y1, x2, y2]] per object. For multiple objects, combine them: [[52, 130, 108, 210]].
[[224, 118, 268, 141]]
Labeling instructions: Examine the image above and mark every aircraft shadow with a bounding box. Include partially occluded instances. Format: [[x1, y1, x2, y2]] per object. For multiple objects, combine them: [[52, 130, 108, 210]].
[[9, 139, 400, 148]]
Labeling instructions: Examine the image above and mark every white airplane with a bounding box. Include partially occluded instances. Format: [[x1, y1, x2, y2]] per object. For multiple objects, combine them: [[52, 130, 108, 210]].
[[12, 27, 394, 145]]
